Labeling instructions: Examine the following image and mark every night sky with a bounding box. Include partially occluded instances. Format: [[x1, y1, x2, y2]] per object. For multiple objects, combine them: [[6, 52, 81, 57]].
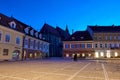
[[0, 0, 120, 34]]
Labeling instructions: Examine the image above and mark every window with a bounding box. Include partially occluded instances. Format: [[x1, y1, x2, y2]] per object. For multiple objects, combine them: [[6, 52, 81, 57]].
[[114, 36, 116, 40], [105, 43, 107, 48], [110, 44, 112, 48], [114, 44, 117, 48], [76, 44, 80, 48], [110, 36, 112, 40], [5, 34, 10, 42], [105, 36, 108, 40], [10, 22, 16, 29], [81, 44, 85, 48], [24, 27, 30, 34], [100, 44, 102, 48], [95, 44, 98, 48], [30, 39, 34, 49], [118, 36, 120, 40], [0, 32, 2, 41], [24, 38, 28, 46], [35, 41, 38, 49], [65, 44, 69, 49], [39, 34, 42, 39], [16, 36, 20, 45], [35, 32, 38, 38], [71, 44, 75, 48], [87, 44, 91, 48], [3, 49, 9, 56], [98, 36, 102, 40], [30, 29, 34, 36]]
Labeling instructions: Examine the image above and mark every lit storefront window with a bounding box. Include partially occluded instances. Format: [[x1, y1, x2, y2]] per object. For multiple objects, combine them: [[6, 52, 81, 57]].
[[88, 54, 91, 57], [82, 53, 85, 57], [107, 50, 111, 58], [66, 54, 69, 57], [115, 52, 118, 57], [95, 52, 99, 58], [100, 52, 104, 57], [77, 54, 80, 57]]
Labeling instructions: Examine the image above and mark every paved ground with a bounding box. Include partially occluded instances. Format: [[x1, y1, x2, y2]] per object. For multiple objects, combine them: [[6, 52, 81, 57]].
[[0, 58, 120, 80]]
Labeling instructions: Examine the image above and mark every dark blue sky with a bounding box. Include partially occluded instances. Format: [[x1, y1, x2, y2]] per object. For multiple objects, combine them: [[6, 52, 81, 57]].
[[0, 0, 120, 34]]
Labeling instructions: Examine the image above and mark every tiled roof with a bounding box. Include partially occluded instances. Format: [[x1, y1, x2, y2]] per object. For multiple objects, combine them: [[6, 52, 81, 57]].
[[40, 23, 60, 37], [88, 25, 120, 33], [64, 31, 93, 41]]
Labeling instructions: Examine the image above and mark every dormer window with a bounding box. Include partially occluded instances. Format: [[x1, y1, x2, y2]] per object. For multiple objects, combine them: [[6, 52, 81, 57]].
[[35, 32, 38, 38], [39, 34, 42, 39], [30, 29, 34, 36], [9, 21, 16, 29], [24, 27, 30, 34], [80, 36, 84, 39]]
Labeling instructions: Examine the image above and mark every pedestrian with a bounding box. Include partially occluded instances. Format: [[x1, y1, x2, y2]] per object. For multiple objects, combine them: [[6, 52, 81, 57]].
[[73, 54, 77, 61]]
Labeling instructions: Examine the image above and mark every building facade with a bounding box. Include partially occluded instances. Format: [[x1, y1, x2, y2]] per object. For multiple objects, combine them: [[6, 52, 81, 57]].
[[87, 26, 120, 58], [0, 13, 49, 61], [40, 23, 70, 57], [0, 13, 24, 61], [63, 31, 94, 58]]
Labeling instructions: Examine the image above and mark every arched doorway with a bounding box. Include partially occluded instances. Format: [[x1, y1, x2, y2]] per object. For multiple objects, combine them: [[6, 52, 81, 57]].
[[12, 50, 20, 60]]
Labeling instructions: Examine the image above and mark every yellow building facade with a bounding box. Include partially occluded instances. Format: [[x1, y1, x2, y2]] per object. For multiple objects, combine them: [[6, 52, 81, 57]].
[[0, 25, 24, 61]]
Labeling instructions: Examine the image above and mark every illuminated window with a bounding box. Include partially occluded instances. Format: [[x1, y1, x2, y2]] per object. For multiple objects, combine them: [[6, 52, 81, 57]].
[[72, 54, 75, 58], [95, 52, 99, 58], [82, 53, 85, 57], [107, 50, 110, 58], [66, 54, 69, 57], [88, 54, 91, 57], [115, 52, 118, 57], [77, 54, 80, 57], [100, 52, 104, 57]]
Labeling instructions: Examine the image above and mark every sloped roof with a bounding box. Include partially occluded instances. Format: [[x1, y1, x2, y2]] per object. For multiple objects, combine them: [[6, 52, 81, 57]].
[[0, 13, 23, 33], [56, 27, 70, 40], [64, 31, 93, 41], [88, 25, 120, 33], [40, 23, 60, 37]]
